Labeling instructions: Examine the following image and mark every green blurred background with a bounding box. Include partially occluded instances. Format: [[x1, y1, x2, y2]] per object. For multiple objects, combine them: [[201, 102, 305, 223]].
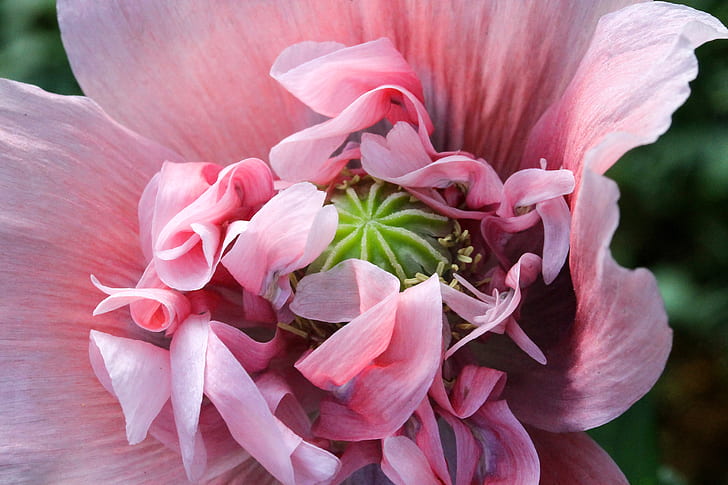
[[1, 1, 725, 483]]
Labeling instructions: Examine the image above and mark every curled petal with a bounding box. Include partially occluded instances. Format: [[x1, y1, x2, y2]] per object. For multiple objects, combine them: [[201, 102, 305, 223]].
[[222, 183, 337, 308], [204, 329, 340, 484], [525, 2, 728, 182], [496, 168, 574, 218], [536, 197, 571, 284], [152, 158, 275, 291], [430, 365, 506, 419], [361, 122, 503, 209], [271, 38, 425, 118], [469, 401, 540, 485], [91, 274, 190, 333], [314, 276, 442, 441], [209, 321, 287, 374], [88, 331, 170, 445]]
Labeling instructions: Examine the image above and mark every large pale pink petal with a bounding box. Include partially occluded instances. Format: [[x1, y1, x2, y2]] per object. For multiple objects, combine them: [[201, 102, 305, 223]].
[[491, 169, 671, 432], [0, 80, 188, 482], [525, 2, 728, 184], [314, 276, 442, 441], [204, 329, 340, 484], [527, 427, 628, 485], [88, 331, 171, 445], [59, 0, 636, 174], [222, 183, 337, 309]]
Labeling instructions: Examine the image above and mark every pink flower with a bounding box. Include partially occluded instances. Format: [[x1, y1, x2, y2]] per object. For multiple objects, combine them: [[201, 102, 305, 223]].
[[1, 1, 725, 484]]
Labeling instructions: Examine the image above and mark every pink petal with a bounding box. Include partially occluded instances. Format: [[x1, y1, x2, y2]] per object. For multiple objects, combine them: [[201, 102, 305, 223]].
[[527, 427, 628, 485], [153, 158, 274, 291], [269, 38, 433, 184], [409, 399, 452, 485], [361, 122, 503, 208], [291, 258, 400, 323], [469, 401, 540, 485], [88, 331, 170, 445], [270, 85, 431, 184], [170, 314, 210, 481], [439, 413, 480, 485], [204, 329, 339, 484], [381, 436, 441, 485], [222, 183, 337, 308], [59, 1, 635, 174], [498, 170, 672, 432], [209, 321, 287, 374], [430, 365, 506, 419], [295, 294, 398, 388], [271, 38, 425, 118], [525, 2, 728, 183], [536, 197, 571, 284], [496, 168, 574, 218], [314, 276, 442, 441], [91, 273, 190, 333], [332, 441, 381, 484], [1, 79, 187, 482]]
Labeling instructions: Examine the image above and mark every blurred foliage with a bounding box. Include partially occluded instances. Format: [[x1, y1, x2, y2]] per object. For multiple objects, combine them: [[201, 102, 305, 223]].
[[1, 1, 727, 484]]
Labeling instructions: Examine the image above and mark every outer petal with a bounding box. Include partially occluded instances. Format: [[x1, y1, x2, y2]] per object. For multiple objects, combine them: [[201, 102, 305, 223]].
[[525, 2, 728, 183], [59, 0, 638, 174], [492, 169, 672, 432], [527, 427, 628, 485], [0, 80, 188, 482]]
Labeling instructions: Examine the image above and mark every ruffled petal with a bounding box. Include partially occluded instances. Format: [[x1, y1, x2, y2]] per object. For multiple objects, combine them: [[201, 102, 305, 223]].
[[222, 182, 337, 308], [527, 427, 628, 485], [204, 328, 340, 484], [314, 276, 442, 441], [59, 0, 635, 174], [361, 122, 503, 209], [152, 158, 275, 291], [88, 331, 170, 445], [496, 169, 671, 432], [0, 80, 187, 482], [525, 2, 728, 183], [90, 273, 191, 333]]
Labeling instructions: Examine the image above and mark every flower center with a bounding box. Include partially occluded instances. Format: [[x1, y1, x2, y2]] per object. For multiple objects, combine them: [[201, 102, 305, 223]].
[[308, 179, 454, 284]]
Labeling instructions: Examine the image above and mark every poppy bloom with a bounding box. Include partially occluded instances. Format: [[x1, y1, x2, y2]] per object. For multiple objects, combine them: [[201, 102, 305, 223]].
[[1, 1, 725, 484]]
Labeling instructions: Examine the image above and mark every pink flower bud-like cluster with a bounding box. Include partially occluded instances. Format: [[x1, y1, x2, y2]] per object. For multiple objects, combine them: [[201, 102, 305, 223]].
[[3, 2, 725, 484]]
